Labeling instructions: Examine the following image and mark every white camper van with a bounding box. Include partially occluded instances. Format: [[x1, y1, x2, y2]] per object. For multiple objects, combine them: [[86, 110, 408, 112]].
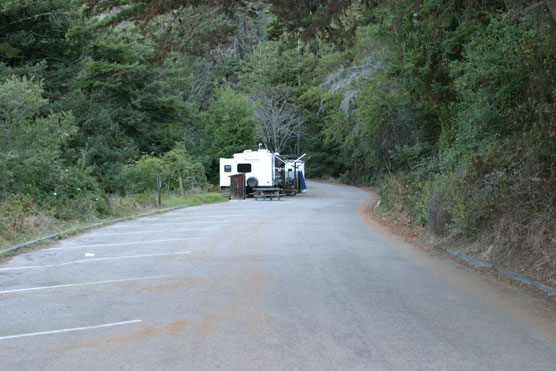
[[219, 148, 280, 190]]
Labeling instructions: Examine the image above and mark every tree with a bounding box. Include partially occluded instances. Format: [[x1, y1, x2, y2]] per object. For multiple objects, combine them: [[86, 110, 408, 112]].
[[253, 88, 302, 154], [0, 0, 74, 66], [0, 76, 77, 197], [265, 0, 363, 48], [83, 0, 247, 20], [205, 85, 256, 179]]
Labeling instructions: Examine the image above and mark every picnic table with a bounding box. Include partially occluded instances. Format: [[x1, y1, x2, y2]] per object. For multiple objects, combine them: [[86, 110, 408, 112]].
[[252, 188, 285, 201]]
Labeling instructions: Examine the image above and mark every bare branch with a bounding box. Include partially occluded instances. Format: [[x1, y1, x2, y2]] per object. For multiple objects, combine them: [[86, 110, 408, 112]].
[[252, 88, 303, 154], [524, 1, 547, 13], [524, 0, 556, 23], [547, 0, 556, 22]]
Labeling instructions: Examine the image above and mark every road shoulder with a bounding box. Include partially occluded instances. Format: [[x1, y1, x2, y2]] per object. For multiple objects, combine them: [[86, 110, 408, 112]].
[[351, 186, 556, 341]]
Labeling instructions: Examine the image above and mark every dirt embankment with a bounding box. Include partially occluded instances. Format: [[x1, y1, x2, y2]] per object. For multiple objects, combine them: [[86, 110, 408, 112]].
[[358, 187, 556, 299]]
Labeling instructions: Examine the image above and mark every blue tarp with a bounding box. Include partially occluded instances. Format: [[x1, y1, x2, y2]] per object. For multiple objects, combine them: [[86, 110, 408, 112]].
[[299, 171, 307, 192]]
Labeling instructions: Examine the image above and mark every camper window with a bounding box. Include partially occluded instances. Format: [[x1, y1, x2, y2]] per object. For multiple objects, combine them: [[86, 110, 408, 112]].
[[224, 165, 232, 172], [237, 163, 251, 173]]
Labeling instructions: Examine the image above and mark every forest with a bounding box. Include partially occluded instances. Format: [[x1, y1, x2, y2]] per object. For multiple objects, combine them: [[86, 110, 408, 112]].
[[1, 1, 555, 282]]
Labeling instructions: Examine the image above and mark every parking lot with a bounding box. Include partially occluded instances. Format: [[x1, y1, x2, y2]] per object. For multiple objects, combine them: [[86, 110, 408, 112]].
[[1, 182, 555, 370]]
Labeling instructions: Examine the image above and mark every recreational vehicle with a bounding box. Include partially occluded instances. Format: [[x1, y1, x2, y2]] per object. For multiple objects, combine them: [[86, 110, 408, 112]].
[[220, 147, 307, 194], [219, 148, 280, 190]]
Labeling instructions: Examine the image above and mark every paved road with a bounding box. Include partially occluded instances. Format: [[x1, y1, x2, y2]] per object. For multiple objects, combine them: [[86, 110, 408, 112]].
[[1, 182, 555, 370]]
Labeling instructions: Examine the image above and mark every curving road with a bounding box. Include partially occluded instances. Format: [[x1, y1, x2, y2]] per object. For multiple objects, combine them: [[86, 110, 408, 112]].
[[1, 181, 555, 370]]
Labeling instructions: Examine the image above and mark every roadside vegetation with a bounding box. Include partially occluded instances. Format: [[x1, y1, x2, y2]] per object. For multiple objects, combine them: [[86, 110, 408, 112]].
[[1, 1, 554, 284], [0, 192, 227, 252]]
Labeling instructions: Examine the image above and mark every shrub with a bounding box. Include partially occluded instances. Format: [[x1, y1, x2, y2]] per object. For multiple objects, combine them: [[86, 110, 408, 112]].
[[0, 193, 35, 241], [45, 166, 105, 220], [125, 142, 207, 194], [0, 76, 76, 199]]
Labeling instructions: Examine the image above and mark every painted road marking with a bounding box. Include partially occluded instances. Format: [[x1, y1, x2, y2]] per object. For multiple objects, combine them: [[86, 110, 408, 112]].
[[46, 237, 206, 251], [0, 251, 192, 271], [173, 210, 251, 215], [92, 227, 217, 236], [108, 222, 229, 228], [121, 221, 229, 225], [0, 275, 173, 295], [0, 320, 142, 341], [151, 215, 244, 219]]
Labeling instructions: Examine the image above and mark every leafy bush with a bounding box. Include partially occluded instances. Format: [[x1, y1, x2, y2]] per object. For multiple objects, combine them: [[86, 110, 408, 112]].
[[0, 76, 77, 199], [125, 142, 207, 193], [0, 193, 35, 241], [450, 14, 530, 152], [51, 166, 106, 220], [125, 154, 166, 194]]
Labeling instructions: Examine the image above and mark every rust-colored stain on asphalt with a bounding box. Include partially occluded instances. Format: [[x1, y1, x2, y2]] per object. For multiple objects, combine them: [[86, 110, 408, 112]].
[[125, 276, 207, 295], [61, 326, 157, 353], [165, 319, 189, 339], [111, 326, 159, 345], [62, 319, 190, 352], [189, 267, 268, 343], [199, 313, 217, 340]]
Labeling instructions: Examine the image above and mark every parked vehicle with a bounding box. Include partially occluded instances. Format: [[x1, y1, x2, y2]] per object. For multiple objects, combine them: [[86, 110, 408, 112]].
[[219, 146, 307, 194], [219, 147, 280, 190]]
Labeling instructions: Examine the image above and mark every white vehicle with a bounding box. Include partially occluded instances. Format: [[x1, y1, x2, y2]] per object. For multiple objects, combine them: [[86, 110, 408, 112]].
[[219, 148, 281, 190]]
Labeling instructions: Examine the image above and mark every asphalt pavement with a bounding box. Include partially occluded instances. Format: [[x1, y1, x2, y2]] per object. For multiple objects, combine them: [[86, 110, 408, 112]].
[[1, 181, 555, 370]]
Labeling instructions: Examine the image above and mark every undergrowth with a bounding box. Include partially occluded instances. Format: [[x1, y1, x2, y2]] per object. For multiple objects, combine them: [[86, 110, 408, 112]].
[[0, 191, 227, 251]]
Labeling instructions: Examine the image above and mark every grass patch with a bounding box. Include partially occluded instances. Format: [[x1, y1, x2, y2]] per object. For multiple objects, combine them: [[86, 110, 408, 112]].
[[161, 193, 227, 208], [0, 191, 227, 254]]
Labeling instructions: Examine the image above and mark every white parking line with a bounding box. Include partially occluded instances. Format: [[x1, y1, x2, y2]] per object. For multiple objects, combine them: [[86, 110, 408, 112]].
[[46, 237, 206, 251], [0, 320, 142, 341], [0, 251, 191, 271], [125, 221, 229, 225], [93, 228, 216, 236], [0, 275, 173, 295], [173, 210, 250, 215], [151, 215, 244, 220], [114, 222, 229, 227]]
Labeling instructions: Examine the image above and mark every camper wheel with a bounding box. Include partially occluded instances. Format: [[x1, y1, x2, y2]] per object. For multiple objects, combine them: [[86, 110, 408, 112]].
[[246, 177, 258, 188]]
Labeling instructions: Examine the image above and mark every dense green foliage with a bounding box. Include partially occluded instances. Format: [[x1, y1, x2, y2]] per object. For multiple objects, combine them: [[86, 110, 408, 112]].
[[1, 0, 555, 271]]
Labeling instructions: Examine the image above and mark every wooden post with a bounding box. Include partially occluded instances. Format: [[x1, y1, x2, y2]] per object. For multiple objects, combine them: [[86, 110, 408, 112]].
[[157, 178, 162, 207], [179, 176, 185, 198]]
